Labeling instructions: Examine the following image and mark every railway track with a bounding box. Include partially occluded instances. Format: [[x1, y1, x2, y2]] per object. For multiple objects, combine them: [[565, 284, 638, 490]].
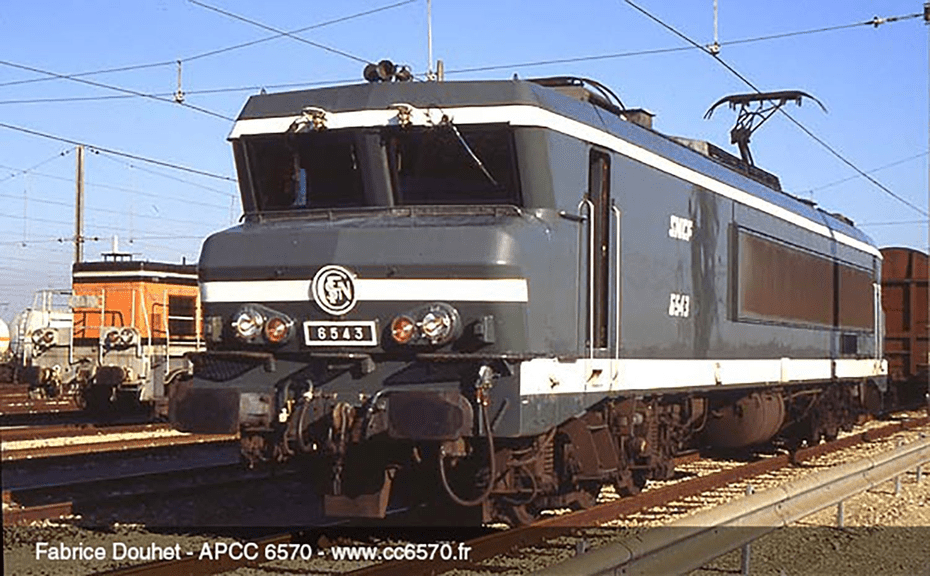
[[54, 413, 928, 576], [1, 425, 240, 526], [0, 421, 172, 443], [1, 425, 232, 462], [338, 417, 930, 576], [0, 387, 79, 416]]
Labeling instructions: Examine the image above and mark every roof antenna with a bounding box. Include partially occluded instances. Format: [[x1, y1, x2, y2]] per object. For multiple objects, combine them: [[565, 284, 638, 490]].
[[427, 0, 436, 81], [704, 90, 826, 166], [174, 60, 185, 103], [708, 0, 720, 55]]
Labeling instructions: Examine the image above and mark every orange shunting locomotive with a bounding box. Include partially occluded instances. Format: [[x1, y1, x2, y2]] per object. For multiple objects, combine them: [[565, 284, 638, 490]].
[[21, 257, 201, 412]]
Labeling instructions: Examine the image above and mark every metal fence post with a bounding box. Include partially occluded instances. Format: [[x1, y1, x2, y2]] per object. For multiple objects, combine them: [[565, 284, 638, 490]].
[[741, 483, 755, 575], [575, 539, 589, 556], [895, 439, 905, 495]]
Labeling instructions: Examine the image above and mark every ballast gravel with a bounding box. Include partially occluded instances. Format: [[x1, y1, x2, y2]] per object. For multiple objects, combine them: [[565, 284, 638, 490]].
[[5, 416, 930, 575]]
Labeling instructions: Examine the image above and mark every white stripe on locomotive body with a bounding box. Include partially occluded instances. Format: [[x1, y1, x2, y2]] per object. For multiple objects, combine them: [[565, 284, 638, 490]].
[[519, 357, 887, 396], [201, 278, 529, 303], [229, 104, 880, 259], [72, 270, 197, 281]]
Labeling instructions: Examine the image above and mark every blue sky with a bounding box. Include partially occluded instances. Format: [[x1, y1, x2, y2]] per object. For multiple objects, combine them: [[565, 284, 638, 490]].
[[0, 1, 927, 320]]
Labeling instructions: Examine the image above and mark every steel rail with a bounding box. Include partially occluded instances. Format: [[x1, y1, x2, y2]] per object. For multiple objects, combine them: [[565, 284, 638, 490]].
[[2, 499, 73, 525], [344, 415, 929, 576], [0, 396, 79, 415], [62, 416, 928, 576], [3, 461, 285, 527], [0, 422, 170, 442], [536, 433, 930, 575], [1, 431, 236, 462]]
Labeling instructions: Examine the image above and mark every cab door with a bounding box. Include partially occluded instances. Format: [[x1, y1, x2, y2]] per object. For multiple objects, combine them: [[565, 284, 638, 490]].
[[586, 150, 611, 354]]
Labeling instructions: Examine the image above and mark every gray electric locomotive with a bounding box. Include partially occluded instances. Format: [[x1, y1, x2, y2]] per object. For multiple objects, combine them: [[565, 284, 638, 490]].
[[171, 74, 887, 524]]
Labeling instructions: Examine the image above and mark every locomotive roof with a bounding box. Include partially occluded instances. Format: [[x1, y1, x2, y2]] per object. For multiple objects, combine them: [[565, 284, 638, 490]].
[[232, 79, 878, 259], [73, 260, 197, 274], [72, 260, 197, 284], [237, 80, 574, 120]]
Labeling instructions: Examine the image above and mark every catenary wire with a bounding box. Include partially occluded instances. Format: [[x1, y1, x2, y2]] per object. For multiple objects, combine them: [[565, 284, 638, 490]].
[[0, 77, 361, 106], [0, 191, 223, 226], [622, 0, 928, 218], [0, 234, 208, 247], [1, 11, 917, 107], [803, 151, 930, 195], [0, 164, 231, 209], [91, 152, 236, 197], [0, 0, 414, 89], [858, 220, 926, 227], [189, 0, 372, 65], [0, 122, 235, 182], [0, 149, 72, 184], [0, 212, 216, 241], [184, 0, 415, 63], [0, 59, 233, 122], [444, 11, 922, 75]]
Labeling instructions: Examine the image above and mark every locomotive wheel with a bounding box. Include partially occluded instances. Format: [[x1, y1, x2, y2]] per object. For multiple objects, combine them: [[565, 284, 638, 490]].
[[569, 481, 601, 509], [615, 469, 648, 497], [501, 502, 538, 526], [84, 383, 116, 414], [72, 388, 87, 410], [40, 381, 62, 400], [810, 428, 823, 446]]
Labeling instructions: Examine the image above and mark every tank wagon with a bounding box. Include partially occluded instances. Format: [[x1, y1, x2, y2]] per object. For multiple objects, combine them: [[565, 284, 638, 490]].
[[22, 257, 202, 412], [171, 75, 887, 524], [880, 247, 928, 407], [0, 318, 12, 382], [10, 290, 73, 386]]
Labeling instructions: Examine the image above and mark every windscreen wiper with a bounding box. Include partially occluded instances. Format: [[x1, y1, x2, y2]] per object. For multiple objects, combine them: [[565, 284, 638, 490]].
[[440, 115, 500, 188]]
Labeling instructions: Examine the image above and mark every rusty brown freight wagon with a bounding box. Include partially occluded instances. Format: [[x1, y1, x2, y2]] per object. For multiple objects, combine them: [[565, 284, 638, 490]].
[[881, 246, 928, 407]]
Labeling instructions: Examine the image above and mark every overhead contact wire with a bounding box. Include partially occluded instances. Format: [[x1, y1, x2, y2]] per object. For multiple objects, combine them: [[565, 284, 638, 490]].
[[188, 0, 373, 65], [622, 0, 928, 218], [0, 58, 233, 121], [445, 11, 922, 75], [185, 0, 415, 63], [0, 121, 236, 182], [0, 0, 415, 89]]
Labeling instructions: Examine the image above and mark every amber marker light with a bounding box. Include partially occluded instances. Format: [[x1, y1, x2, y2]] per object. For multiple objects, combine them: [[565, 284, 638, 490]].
[[264, 316, 290, 344], [391, 315, 416, 344]]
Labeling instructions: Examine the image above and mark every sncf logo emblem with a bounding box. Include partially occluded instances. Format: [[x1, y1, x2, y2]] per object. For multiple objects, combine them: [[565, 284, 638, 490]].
[[311, 265, 357, 315]]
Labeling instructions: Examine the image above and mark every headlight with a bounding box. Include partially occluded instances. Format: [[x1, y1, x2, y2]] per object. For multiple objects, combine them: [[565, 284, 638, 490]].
[[102, 327, 138, 349], [233, 308, 264, 340], [104, 329, 120, 347], [33, 328, 57, 348], [119, 327, 136, 346], [232, 305, 294, 344], [264, 316, 292, 344], [390, 316, 416, 344], [389, 303, 461, 346], [421, 309, 453, 344]]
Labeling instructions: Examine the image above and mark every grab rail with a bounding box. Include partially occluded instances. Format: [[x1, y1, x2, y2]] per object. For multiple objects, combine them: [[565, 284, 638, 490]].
[[578, 198, 594, 358], [611, 203, 622, 358]]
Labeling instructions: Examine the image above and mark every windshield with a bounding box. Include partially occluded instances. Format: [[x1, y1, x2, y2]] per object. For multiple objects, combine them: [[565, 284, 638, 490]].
[[247, 131, 366, 211], [242, 124, 520, 212]]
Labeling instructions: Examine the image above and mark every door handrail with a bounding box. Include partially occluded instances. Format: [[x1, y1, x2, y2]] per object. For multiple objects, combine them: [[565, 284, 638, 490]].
[[578, 198, 594, 359], [611, 203, 622, 358]]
